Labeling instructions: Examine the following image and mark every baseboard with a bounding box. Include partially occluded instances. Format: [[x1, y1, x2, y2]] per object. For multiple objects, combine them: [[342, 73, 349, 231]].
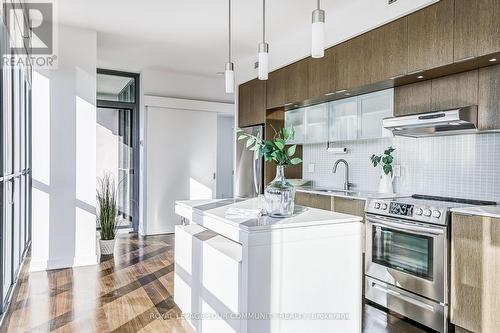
[[29, 255, 98, 272]]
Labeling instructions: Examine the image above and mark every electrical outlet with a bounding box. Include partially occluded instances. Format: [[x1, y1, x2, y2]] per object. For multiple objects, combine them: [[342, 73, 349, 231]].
[[393, 164, 401, 177], [308, 163, 315, 173]]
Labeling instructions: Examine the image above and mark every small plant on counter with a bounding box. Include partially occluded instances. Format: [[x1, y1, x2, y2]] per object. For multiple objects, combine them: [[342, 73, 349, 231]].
[[370, 146, 396, 176], [236, 127, 302, 166]]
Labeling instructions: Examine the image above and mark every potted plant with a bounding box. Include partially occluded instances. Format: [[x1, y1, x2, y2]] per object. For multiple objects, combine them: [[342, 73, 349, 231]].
[[370, 146, 396, 195], [237, 127, 302, 217], [97, 173, 119, 255]]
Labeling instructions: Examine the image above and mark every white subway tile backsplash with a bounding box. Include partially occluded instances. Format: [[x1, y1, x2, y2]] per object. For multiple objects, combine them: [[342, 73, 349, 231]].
[[302, 133, 500, 202]]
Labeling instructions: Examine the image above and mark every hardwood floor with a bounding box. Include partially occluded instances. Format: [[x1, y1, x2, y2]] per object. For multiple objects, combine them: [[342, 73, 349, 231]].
[[0, 233, 432, 333]]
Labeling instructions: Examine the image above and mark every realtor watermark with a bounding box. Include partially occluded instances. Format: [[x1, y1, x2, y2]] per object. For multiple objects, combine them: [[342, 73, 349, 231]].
[[150, 312, 351, 321], [2, 0, 58, 69]]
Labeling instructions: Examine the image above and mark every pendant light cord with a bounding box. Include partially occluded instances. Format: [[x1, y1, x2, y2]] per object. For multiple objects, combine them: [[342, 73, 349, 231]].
[[317, 0, 320, 9], [262, 0, 266, 43], [228, 0, 232, 62]]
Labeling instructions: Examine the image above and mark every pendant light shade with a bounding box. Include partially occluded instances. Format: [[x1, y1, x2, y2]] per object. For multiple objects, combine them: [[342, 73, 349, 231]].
[[258, 0, 269, 80], [311, 1, 325, 58], [225, 62, 234, 93], [258, 42, 269, 80], [225, 0, 234, 93]]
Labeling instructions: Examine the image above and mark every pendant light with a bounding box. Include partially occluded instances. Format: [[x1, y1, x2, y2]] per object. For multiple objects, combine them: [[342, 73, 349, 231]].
[[225, 0, 235, 93], [258, 0, 269, 80], [311, 0, 325, 58]]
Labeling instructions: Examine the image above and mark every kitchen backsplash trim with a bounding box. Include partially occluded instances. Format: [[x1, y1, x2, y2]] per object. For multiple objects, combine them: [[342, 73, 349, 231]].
[[302, 133, 500, 202]]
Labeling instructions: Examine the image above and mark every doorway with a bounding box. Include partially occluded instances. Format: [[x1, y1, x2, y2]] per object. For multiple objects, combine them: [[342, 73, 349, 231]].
[[96, 69, 140, 232]]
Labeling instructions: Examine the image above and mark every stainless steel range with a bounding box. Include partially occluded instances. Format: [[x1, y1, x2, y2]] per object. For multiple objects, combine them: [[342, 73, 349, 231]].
[[364, 195, 496, 333]]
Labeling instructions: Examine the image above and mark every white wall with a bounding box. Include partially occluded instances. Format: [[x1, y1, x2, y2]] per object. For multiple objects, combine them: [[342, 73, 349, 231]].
[[31, 25, 98, 271], [142, 69, 233, 103], [144, 105, 218, 235]]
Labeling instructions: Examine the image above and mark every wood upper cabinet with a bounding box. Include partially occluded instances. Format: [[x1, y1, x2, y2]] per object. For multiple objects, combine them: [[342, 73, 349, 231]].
[[308, 48, 335, 98], [451, 213, 500, 332], [285, 59, 309, 105], [431, 70, 478, 110], [394, 80, 432, 116], [478, 64, 500, 130], [366, 17, 408, 84], [454, 0, 500, 61], [334, 35, 368, 91], [238, 78, 266, 127], [267, 59, 309, 108], [407, 0, 454, 73], [266, 67, 286, 109], [395, 69, 479, 116]]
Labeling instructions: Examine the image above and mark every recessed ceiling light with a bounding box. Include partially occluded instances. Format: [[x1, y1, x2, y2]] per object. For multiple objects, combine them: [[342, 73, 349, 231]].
[[417, 75, 424, 79], [216, 72, 224, 76], [335, 89, 347, 94], [345, 93, 351, 96], [489, 58, 497, 62], [324, 92, 335, 96]]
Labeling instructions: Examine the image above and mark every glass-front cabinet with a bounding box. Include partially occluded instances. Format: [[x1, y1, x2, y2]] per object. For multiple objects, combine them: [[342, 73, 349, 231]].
[[305, 104, 328, 143], [284, 89, 394, 144], [283, 108, 305, 144]]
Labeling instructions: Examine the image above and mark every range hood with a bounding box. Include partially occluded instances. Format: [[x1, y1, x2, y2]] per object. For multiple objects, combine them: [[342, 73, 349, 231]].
[[383, 105, 478, 138]]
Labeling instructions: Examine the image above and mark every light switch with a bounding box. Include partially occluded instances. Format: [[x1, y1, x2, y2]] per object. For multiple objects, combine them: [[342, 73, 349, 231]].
[[308, 163, 315, 173]]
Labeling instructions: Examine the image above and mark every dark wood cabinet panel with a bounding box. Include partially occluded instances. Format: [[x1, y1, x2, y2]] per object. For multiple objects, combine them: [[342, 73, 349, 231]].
[[308, 49, 335, 99], [295, 192, 332, 210], [285, 59, 309, 104], [478, 64, 500, 130], [407, 0, 454, 73], [266, 67, 286, 109], [238, 78, 266, 127], [333, 35, 369, 91], [367, 17, 408, 83], [431, 70, 478, 111], [331, 42, 350, 91], [332, 197, 365, 222], [455, 0, 500, 61], [394, 80, 432, 116]]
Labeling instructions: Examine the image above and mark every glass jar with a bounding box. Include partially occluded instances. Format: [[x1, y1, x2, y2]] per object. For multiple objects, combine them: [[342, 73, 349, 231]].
[[264, 165, 296, 217]]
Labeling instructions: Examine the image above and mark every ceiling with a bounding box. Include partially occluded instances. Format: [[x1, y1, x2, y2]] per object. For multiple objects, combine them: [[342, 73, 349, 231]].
[[57, 0, 437, 82]]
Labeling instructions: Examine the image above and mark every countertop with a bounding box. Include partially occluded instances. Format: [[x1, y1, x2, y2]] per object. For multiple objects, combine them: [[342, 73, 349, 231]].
[[451, 206, 500, 219], [175, 197, 362, 232], [295, 186, 402, 200]]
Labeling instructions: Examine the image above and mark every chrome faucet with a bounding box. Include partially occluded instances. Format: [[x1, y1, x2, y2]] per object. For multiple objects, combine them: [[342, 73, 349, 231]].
[[333, 159, 353, 191]]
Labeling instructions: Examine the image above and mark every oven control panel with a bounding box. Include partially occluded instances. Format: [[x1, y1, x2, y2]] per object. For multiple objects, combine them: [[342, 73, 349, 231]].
[[366, 199, 448, 225]]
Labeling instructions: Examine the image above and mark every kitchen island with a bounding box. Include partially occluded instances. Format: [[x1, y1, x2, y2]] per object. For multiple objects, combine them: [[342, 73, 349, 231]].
[[174, 198, 363, 333]]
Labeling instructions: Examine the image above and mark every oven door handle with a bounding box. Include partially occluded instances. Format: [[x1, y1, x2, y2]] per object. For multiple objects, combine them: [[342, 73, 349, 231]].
[[371, 282, 435, 312], [366, 216, 444, 236]]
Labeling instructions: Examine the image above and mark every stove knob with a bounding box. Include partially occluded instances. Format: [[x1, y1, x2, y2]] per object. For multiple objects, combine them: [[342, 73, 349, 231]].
[[374, 203, 381, 209], [381, 203, 388, 210], [423, 209, 432, 217], [433, 210, 442, 218], [415, 208, 423, 215]]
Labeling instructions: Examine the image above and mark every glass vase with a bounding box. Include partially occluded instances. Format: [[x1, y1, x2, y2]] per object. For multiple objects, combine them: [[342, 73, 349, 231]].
[[264, 165, 295, 217]]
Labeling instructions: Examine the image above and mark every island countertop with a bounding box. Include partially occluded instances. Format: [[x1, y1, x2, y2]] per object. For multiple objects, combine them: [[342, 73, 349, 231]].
[[175, 197, 363, 233]]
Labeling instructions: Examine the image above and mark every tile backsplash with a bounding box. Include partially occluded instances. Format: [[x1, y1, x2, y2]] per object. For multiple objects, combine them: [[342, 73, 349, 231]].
[[302, 133, 500, 202]]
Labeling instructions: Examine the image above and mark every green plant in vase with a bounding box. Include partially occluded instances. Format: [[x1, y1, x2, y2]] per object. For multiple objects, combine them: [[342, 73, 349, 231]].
[[236, 127, 302, 217], [370, 146, 396, 194], [97, 173, 119, 255]]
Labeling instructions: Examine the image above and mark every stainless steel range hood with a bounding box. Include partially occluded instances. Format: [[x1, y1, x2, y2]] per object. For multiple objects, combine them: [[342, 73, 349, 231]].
[[383, 105, 478, 138]]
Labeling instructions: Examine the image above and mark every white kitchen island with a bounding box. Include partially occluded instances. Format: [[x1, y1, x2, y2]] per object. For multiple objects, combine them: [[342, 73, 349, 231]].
[[174, 198, 363, 333]]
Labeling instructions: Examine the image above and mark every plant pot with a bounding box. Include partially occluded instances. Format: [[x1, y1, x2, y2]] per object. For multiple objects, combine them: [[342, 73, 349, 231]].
[[264, 165, 296, 217], [99, 239, 116, 255], [378, 171, 394, 195]]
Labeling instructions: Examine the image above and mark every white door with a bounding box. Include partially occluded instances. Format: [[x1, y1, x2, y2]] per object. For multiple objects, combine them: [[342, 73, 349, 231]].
[[145, 106, 217, 234]]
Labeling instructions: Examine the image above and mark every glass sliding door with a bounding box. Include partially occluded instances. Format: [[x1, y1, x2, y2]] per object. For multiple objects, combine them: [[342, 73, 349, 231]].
[[96, 69, 139, 232], [96, 107, 133, 228], [0, 8, 32, 314]]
